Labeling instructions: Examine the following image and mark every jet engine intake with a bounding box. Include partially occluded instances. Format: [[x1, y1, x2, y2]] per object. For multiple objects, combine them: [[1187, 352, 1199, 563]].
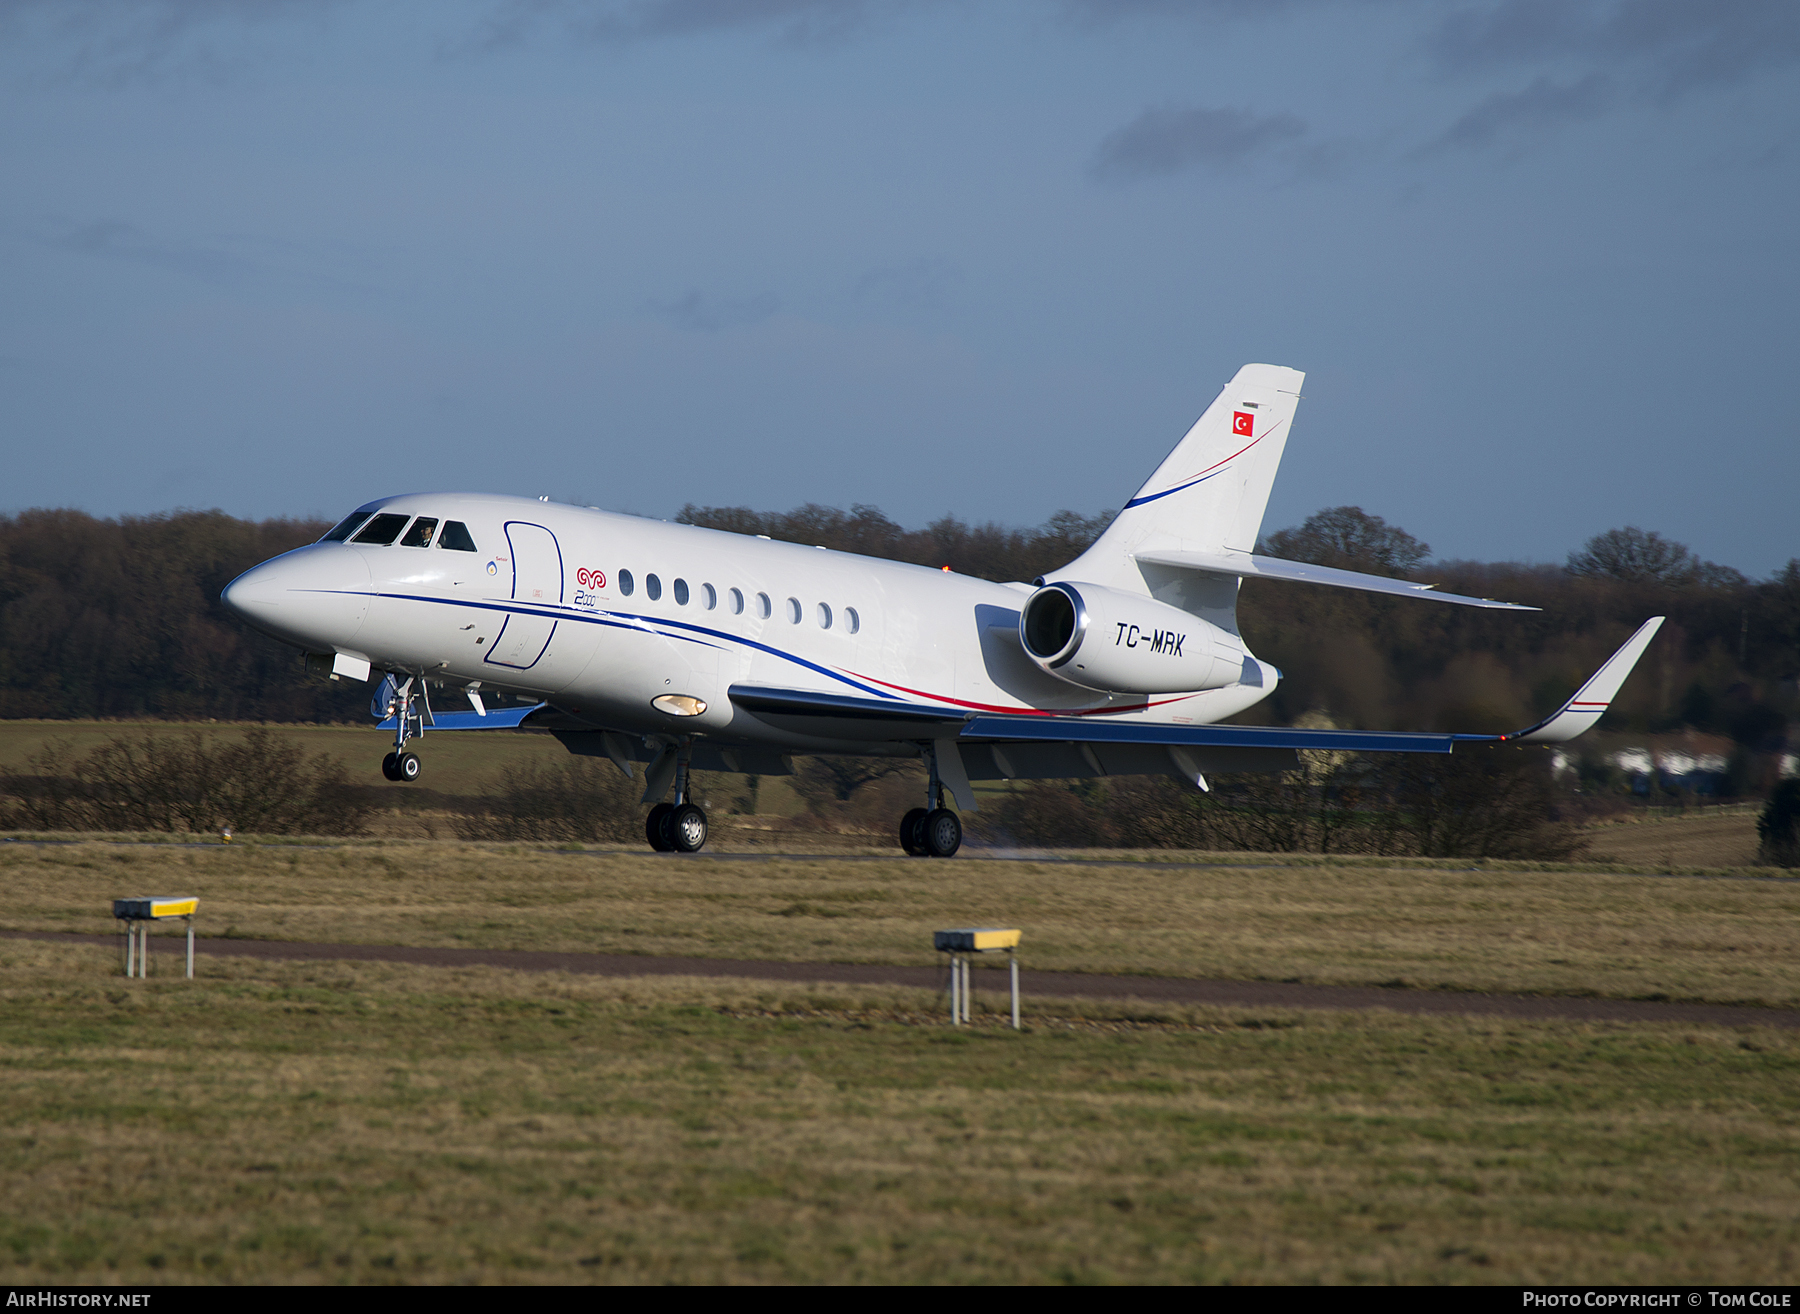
[[1019, 581, 1244, 695]]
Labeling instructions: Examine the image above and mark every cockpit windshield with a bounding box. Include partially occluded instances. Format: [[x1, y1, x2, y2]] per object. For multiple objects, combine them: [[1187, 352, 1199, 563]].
[[399, 517, 438, 548], [350, 513, 410, 546], [437, 521, 478, 552], [320, 512, 373, 543]]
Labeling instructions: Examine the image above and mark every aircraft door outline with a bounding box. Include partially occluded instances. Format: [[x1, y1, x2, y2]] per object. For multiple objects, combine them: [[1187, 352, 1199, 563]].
[[484, 521, 562, 671]]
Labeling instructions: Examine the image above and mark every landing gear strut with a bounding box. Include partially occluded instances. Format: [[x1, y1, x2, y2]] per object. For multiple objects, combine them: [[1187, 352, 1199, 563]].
[[647, 739, 708, 853], [379, 675, 427, 783], [899, 742, 961, 858]]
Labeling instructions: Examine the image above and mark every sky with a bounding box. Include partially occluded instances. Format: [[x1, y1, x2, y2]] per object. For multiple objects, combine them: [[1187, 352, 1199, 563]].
[[1, 0, 1796, 575]]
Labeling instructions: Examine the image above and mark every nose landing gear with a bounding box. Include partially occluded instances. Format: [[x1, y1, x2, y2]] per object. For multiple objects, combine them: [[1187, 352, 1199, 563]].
[[646, 740, 709, 853], [899, 743, 962, 858], [379, 675, 429, 783], [381, 751, 421, 782]]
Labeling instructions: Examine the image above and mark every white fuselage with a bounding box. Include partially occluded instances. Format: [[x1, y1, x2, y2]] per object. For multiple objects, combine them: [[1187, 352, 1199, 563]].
[[223, 492, 1279, 754]]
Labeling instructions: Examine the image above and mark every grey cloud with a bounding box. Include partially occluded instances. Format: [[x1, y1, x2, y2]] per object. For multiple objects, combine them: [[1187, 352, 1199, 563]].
[[646, 290, 781, 331], [1421, 73, 1614, 156], [1, 0, 343, 86], [468, 0, 915, 50], [1428, 0, 1800, 100], [1090, 105, 1308, 182], [1056, 0, 1341, 24], [21, 216, 258, 285], [852, 257, 961, 310], [11, 215, 379, 294]]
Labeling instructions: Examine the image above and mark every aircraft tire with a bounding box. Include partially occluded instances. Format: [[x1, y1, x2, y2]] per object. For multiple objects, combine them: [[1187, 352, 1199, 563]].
[[397, 753, 421, 783], [668, 803, 708, 853], [899, 807, 928, 856], [646, 802, 675, 851], [921, 807, 961, 858], [381, 752, 399, 781]]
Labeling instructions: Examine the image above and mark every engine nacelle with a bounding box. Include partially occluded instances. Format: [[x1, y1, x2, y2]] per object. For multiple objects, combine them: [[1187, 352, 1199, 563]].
[[1019, 581, 1245, 695]]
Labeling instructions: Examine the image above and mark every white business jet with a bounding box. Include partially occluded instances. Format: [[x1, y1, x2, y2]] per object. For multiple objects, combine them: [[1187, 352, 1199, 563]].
[[221, 363, 1662, 856]]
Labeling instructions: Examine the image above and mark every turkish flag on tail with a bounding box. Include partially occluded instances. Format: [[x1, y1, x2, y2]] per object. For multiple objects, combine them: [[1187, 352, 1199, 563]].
[[1232, 411, 1255, 437]]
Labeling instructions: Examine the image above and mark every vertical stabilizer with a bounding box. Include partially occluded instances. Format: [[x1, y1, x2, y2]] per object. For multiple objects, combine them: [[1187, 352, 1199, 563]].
[[1048, 364, 1304, 629]]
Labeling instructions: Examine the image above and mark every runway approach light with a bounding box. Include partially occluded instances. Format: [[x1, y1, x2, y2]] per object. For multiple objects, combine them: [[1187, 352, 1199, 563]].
[[113, 896, 198, 980], [934, 928, 1021, 1029]]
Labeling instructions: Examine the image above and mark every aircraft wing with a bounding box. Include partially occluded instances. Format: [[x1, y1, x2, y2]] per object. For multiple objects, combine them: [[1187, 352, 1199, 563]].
[[1134, 548, 1539, 611], [961, 616, 1664, 752]]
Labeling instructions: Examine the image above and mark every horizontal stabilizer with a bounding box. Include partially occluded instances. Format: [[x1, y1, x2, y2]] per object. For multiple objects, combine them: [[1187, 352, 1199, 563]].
[[1507, 617, 1665, 743], [1134, 548, 1538, 611]]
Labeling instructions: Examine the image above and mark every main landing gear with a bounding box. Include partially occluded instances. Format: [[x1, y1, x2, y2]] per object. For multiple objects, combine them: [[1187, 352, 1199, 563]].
[[898, 743, 961, 859], [379, 675, 427, 783], [646, 739, 708, 853]]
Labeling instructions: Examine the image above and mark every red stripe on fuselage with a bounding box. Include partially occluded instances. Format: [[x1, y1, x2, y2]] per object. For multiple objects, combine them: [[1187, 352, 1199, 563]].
[[843, 670, 1200, 717]]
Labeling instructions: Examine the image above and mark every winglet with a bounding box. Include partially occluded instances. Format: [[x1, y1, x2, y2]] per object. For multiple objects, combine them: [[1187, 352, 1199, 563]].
[[1506, 617, 1665, 743]]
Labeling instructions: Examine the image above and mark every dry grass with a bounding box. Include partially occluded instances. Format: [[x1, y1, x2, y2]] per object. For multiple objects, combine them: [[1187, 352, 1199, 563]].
[[3, 837, 1800, 1007], [1, 937, 1797, 1285], [1583, 808, 1762, 869]]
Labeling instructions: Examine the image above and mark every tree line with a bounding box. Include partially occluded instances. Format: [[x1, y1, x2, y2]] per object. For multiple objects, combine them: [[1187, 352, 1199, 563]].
[[0, 503, 1794, 782]]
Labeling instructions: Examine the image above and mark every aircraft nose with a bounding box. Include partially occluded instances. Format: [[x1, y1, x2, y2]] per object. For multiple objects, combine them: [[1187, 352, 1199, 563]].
[[221, 547, 372, 649]]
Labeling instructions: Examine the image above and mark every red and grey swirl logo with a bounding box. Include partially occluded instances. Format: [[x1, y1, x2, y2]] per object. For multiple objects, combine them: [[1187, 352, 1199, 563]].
[[575, 567, 606, 590]]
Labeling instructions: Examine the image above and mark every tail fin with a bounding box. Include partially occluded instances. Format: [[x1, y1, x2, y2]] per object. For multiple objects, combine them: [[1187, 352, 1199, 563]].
[[1048, 363, 1304, 630]]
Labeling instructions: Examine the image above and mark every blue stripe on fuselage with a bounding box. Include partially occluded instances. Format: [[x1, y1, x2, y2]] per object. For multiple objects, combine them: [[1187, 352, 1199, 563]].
[[294, 588, 907, 702]]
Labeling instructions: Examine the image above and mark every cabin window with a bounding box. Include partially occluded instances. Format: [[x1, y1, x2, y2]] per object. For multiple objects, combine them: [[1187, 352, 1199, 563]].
[[845, 607, 860, 635], [756, 592, 771, 619], [438, 521, 478, 552], [399, 517, 438, 548], [320, 512, 372, 543], [619, 570, 635, 597], [673, 578, 689, 606], [786, 597, 802, 624], [350, 513, 409, 546], [703, 583, 717, 610], [646, 574, 662, 601], [730, 588, 744, 615], [817, 602, 832, 630]]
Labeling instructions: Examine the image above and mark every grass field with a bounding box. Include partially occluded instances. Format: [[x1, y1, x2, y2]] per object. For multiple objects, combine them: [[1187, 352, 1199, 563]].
[[3, 837, 1797, 1005], [2, 742, 1795, 1282], [2, 936, 1798, 1284]]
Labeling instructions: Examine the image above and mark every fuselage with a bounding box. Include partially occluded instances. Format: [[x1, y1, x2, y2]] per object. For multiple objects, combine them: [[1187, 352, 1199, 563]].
[[221, 492, 1279, 754]]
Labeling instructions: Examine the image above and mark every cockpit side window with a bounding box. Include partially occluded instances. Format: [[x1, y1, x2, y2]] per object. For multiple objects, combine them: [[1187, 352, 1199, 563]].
[[399, 517, 439, 548], [350, 513, 410, 546], [320, 512, 373, 543], [437, 521, 478, 552]]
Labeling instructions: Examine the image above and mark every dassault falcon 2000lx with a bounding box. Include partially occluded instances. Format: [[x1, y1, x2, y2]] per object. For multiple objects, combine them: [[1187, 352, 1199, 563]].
[[221, 363, 1663, 857]]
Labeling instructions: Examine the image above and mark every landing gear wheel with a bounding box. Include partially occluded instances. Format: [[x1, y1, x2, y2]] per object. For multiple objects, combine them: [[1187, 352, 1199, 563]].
[[646, 802, 675, 852], [381, 752, 400, 781], [899, 807, 928, 856], [921, 807, 962, 858], [396, 752, 421, 783], [667, 803, 708, 853]]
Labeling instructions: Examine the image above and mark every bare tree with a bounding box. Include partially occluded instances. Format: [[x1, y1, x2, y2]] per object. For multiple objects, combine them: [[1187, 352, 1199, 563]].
[[1260, 506, 1430, 577]]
